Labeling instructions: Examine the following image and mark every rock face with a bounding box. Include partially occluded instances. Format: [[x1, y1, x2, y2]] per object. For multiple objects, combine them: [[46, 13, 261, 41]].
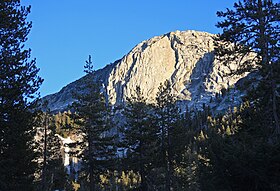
[[43, 30, 250, 112]]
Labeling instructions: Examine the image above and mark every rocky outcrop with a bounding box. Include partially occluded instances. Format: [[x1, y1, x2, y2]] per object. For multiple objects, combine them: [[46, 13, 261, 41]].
[[42, 30, 251, 112]]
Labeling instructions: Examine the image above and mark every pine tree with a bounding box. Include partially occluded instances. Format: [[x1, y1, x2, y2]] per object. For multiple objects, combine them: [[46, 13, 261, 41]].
[[171, 109, 201, 191], [0, 1, 43, 190], [197, 102, 280, 190], [71, 55, 116, 191], [207, 1, 280, 189], [36, 101, 65, 191], [215, 0, 280, 134], [155, 80, 180, 191], [121, 86, 158, 190]]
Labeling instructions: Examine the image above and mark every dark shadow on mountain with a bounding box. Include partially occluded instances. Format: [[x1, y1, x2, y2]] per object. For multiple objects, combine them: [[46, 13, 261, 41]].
[[115, 53, 139, 105], [177, 50, 253, 114], [177, 51, 215, 111]]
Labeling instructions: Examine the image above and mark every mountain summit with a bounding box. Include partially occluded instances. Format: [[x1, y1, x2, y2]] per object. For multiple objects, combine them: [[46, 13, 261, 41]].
[[43, 30, 251, 112]]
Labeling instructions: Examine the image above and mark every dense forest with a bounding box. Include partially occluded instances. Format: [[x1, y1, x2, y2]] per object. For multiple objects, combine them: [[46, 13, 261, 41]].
[[0, 0, 279, 191]]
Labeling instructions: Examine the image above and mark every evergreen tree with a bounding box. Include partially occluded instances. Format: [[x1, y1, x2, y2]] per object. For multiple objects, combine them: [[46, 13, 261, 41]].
[[155, 80, 181, 191], [197, 102, 280, 190], [71, 55, 116, 191], [215, 0, 280, 134], [199, 3, 280, 189], [0, 1, 43, 190], [171, 110, 200, 191], [121, 86, 158, 190], [208, 1, 280, 189], [36, 101, 66, 191]]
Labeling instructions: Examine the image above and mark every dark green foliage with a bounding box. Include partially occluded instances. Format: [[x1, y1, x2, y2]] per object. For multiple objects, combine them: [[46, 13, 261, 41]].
[[0, 1, 276, 190], [36, 102, 67, 191], [203, 2, 280, 189], [154, 80, 185, 190], [84, 55, 94, 74], [198, 104, 280, 191], [121, 86, 158, 190], [71, 56, 116, 190], [215, 0, 280, 134], [119, 83, 196, 190], [170, 111, 200, 191], [0, 1, 43, 190], [215, 0, 280, 75]]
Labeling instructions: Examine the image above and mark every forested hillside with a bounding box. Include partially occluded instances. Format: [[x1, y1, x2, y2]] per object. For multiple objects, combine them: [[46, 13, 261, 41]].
[[0, 0, 279, 191]]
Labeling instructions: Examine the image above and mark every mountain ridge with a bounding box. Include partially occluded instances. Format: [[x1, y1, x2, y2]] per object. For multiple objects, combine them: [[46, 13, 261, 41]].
[[42, 30, 252, 113]]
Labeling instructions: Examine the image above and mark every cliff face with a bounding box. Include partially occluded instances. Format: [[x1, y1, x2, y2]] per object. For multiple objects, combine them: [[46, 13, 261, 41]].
[[43, 30, 251, 112]]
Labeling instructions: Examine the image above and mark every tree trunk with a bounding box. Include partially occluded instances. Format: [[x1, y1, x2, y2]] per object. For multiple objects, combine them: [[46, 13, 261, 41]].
[[272, 79, 280, 134], [161, 124, 168, 191], [166, 127, 171, 191], [257, 0, 280, 134], [90, 167, 95, 191], [41, 113, 48, 191], [139, 141, 146, 191], [89, 135, 95, 191]]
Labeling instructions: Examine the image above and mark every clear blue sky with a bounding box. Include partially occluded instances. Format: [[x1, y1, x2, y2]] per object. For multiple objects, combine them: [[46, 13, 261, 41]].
[[21, 0, 236, 97]]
